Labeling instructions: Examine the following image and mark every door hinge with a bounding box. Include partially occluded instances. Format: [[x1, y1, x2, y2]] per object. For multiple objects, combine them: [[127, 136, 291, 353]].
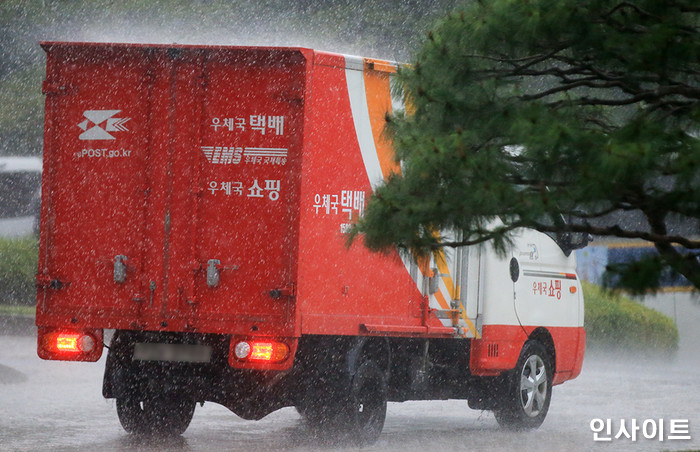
[[269, 285, 295, 299], [36, 275, 68, 290]]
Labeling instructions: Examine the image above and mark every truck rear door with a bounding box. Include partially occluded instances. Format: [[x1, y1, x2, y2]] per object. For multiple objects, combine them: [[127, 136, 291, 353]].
[[38, 44, 152, 327], [38, 43, 306, 336], [180, 49, 305, 335]]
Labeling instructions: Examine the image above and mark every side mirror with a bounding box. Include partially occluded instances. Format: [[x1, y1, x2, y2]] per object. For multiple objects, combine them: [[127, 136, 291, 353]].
[[556, 232, 592, 256], [571, 233, 593, 249]]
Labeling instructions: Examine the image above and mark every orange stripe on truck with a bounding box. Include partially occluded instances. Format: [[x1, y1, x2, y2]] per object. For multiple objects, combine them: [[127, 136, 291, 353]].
[[363, 59, 400, 180]]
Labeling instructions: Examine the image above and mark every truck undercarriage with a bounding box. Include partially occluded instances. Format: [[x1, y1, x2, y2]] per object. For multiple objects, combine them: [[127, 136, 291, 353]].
[[102, 330, 553, 443]]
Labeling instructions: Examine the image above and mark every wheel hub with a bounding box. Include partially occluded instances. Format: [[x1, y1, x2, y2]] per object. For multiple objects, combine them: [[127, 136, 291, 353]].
[[519, 354, 547, 417]]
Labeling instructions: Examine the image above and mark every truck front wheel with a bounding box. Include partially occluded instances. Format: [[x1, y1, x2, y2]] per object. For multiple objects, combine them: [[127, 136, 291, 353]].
[[116, 394, 196, 435], [493, 340, 552, 430]]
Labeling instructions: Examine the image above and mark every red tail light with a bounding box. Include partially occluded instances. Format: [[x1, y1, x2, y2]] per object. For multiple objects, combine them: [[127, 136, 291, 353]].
[[251, 342, 289, 361], [233, 340, 289, 362], [229, 337, 297, 371], [38, 327, 103, 361], [55, 333, 81, 352]]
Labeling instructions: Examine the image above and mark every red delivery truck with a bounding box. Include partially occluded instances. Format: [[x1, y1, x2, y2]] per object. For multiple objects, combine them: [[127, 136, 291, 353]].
[[37, 41, 586, 445]]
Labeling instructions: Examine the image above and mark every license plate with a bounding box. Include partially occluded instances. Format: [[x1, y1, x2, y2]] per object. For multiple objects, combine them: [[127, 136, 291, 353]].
[[133, 343, 212, 363]]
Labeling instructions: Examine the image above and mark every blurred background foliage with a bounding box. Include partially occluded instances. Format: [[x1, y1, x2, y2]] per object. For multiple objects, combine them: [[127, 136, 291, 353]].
[[0, 236, 37, 305], [583, 282, 679, 354], [0, 0, 462, 156]]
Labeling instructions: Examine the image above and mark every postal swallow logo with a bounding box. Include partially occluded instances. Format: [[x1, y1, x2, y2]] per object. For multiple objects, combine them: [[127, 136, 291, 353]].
[[77, 110, 131, 140]]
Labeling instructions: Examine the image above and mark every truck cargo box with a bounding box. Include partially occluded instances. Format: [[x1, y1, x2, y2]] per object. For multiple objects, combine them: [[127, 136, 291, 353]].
[[37, 42, 451, 349]]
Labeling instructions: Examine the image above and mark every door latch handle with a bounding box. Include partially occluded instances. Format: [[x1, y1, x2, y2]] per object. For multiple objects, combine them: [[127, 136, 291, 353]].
[[114, 255, 127, 283], [149, 281, 156, 307], [207, 259, 221, 288]]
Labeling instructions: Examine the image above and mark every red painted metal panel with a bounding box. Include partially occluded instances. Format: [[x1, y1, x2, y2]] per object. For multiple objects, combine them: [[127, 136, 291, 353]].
[[551, 327, 586, 384], [362, 324, 455, 336], [294, 57, 429, 336], [185, 49, 309, 336], [470, 325, 529, 376], [38, 42, 437, 343], [37, 44, 155, 330], [470, 324, 585, 384], [37, 43, 309, 337]]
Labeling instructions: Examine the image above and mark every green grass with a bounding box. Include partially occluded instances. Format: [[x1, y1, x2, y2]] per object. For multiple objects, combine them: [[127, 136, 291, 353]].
[[0, 236, 38, 305], [583, 282, 679, 353], [0, 304, 35, 317]]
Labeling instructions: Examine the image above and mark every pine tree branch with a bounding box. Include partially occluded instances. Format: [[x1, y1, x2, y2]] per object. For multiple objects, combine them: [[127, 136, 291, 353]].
[[466, 47, 569, 67], [531, 222, 700, 249], [567, 204, 637, 219], [433, 223, 526, 249], [604, 2, 660, 21], [647, 210, 700, 287], [518, 79, 631, 101], [435, 222, 700, 250]]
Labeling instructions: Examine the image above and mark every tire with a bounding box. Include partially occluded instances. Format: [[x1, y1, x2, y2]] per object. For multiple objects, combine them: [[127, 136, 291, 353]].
[[116, 394, 196, 436], [494, 340, 552, 430], [301, 358, 388, 446], [343, 359, 388, 445]]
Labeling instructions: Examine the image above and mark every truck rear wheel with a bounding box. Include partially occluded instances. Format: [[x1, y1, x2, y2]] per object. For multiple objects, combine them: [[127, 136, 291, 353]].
[[344, 359, 388, 445], [301, 358, 387, 446], [493, 340, 552, 430], [116, 394, 196, 436]]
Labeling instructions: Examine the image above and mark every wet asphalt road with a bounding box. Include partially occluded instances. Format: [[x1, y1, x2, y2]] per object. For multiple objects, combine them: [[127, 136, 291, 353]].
[[1, 292, 699, 452]]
